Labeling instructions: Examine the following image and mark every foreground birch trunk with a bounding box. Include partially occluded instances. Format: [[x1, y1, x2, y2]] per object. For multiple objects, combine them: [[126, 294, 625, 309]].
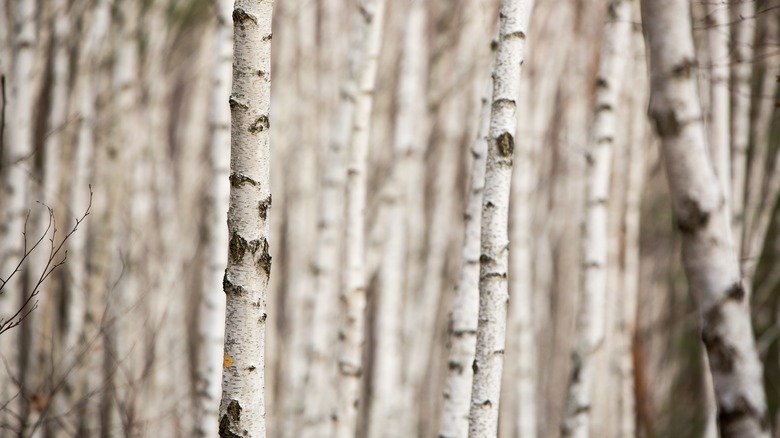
[[198, 0, 232, 434], [334, 0, 386, 436], [219, 0, 274, 436], [468, 0, 532, 435], [641, 1, 770, 436], [561, 1, 632, 436]]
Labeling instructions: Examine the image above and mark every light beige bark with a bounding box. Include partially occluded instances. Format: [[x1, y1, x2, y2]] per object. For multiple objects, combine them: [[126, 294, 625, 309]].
[[219, 0, 274, 436], [616, 17, 647, 438], [561, 1, 632, 436], [198, 0, 232, 435], [368, 2, 425, 437], [705, 0, 731, 212], [468, 0, 533, 436], [641, 0, 770, 436], [301, 1, 351, 436], [441, 78, 491, 438], [335, 0, 386, 436], [730, 0, 755, 254], [0, 0, 38, 431]]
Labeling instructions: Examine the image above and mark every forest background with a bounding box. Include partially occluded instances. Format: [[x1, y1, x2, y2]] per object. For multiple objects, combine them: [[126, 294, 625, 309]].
[[1, 0, 780, 437]]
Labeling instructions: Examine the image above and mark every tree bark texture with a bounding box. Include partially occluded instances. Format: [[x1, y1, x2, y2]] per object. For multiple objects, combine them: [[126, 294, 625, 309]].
[[641, 0, 770, 436], [468, 0, 532, 436], [219, 0, 274, 436]]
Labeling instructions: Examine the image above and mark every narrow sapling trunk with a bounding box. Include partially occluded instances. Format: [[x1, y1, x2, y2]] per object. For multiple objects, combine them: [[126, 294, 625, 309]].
[[641, 1, 770, 436], [468, 0, 533, 436], [219, 1, 274, 436]]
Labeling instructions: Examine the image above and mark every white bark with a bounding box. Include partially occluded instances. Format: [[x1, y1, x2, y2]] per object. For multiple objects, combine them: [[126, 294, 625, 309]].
[[468, 0, 532, 436], [198, 0, 232, 434], [561, 1, 632, 436], [0, 0, 37, 431], [440, 78, 491, 438], [301, 1, 351, 436], [334, 0, 386, 436], [219, 0, 274, 436], [368, 2, 425, 437], [616, 17, 646, 438], [705, 0, 731, 212], [641, 0, 770, 436], [729, 0, 755, 255]]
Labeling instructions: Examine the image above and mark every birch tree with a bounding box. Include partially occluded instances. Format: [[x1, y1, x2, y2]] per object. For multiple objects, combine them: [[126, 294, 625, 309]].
[[641, 0, 770, 436], [198, 0, 232, 434], [441, 78, 491, 438], [561, 1, 632, 436], [219, 0, 274, 436], [335, 0, 386, 436], [729, 0, 755, 253], [468, 0, 532, 435], [0, 0, 38, 430]]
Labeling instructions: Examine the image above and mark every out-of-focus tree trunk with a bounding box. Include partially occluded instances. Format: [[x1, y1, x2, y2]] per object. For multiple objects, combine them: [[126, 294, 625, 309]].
[[300, 1, 350, 436], [368, 2, 425, 437], [561, 1, 632, 436], [219, 0, 274, 436], [198, 0, 232, 435], [0, 0, 38, 432], [468, 0, 532, 435], [641, 0, 770, 436], [440, 75, 491, 438], [334, 0, 386, 436], [729, 0, 755, 255]]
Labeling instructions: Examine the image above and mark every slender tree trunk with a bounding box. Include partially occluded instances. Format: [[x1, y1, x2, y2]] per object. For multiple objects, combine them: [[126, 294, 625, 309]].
[[440, 78, 491, 438], [705, 0, 731, 211], [0, 0, 38, 431], [561, 1, 632, 436], [334, 0, 386, 436], [219, 0, 274, 436], [616, 16, 647, 437], [198, 0, 232, 434], [729, 0, 755, 255], [301, 1, 351, 436], [368, 2, 425, 436], [468, 0, 532, 436], [641, 0, 770, 436]]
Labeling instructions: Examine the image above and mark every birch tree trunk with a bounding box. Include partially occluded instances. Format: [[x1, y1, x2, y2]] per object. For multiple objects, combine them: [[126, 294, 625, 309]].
[[301, 1, 351, 435], [368, 2, 425, 436], [335, 0, 386, 436], [705, 0, 731, 211], [641, 1, 770, 436], [468, 0, 532, 435], [561, 1, 632, 436], [219, 0, 274, 436], [198, 0, 232, 434], [0, 0, 38, 431], [729, 0, 755, 254], [440, 78, 491, 438]]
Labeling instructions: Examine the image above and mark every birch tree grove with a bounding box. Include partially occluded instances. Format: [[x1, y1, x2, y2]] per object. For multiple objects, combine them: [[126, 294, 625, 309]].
[[468, 0, 532, 436], [219, 0, 274, 436], [641, 0, 769, 436], [4, 0, 780, 436]]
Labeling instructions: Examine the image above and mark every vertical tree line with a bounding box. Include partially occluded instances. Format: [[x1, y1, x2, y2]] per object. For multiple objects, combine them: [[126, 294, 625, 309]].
[[1, 0, 779, 437]]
